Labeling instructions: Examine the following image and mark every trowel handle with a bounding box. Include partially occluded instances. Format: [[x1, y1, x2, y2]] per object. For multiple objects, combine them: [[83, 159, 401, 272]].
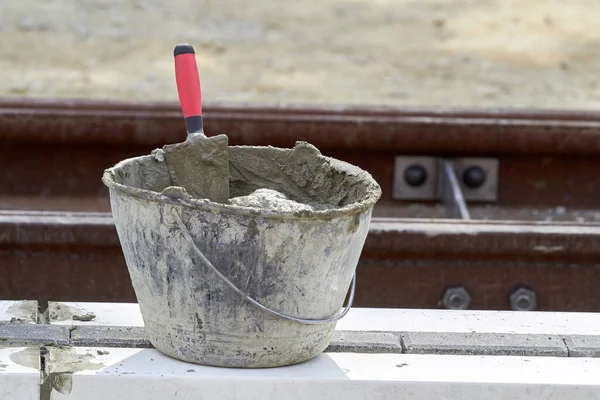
[[174, 44, 204, 135]]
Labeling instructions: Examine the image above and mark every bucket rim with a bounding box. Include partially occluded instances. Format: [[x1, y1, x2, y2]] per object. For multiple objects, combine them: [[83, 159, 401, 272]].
[[102, 145, 382, 221]]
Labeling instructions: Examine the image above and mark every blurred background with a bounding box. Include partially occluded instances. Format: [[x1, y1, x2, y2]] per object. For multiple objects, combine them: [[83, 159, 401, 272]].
[[2, 0, 599, 108]]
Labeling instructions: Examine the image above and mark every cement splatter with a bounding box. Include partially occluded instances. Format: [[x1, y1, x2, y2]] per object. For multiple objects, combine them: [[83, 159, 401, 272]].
[[72, 312, 96, 322], [9, 347, 39, 370], [49, 303, 89, 322], [5, 301, 37, 323], [46, 347, 106, 395], [52, 374, 73, 395], [48, 347, 105, 375]]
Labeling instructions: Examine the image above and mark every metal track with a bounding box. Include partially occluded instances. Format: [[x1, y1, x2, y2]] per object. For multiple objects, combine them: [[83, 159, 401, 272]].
[[1, 211, 599, 311], [1, 99, 600, 310]]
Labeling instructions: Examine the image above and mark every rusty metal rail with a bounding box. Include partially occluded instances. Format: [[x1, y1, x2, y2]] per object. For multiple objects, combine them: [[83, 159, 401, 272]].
[[1, 211, 600, 312], [2, 99, 600, 213], [1, 99, 600, 311], [2, 98, 600, 153]]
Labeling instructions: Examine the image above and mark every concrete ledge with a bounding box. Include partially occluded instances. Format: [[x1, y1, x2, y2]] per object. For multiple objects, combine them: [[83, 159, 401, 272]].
[[49, 302, 600, 336], [326, 331, 402, 353], [564, 336, 600, 357], [70, 326, 151, 348], [403, 332, 568, 357], [3, 324, 576, 358], [0, 324, 70, 346], [4, 300, 600, 399], [4, 302, 600, 358], [43, 348, 600, 400], [67, 327, 404, 354]]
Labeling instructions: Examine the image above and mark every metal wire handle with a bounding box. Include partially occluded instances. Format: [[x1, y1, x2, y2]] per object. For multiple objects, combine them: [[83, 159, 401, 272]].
[[173, 210, 355, 325]]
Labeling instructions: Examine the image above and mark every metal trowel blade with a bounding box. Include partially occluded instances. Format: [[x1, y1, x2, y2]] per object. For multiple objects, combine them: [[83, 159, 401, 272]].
[[163, 133, 230, 203]]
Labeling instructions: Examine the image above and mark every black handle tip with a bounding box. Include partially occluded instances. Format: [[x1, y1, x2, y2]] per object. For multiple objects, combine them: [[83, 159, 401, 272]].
[[174, 43, 195, 57]]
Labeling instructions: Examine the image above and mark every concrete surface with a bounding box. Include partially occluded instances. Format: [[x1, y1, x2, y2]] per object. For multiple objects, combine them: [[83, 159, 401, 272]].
[[327, 331, 402, 353], [1, 301, 597, 356], [564, 335, 600, 358], [70, 326, 150, 349], [402, 331, 568, 357], [0, 346, 41, 400], [50, 302, 600, 335], [0, 324, 70, 346], [0, 300, 38, 324], [4, 300, 600, 398], [46, 349, 600, 400]]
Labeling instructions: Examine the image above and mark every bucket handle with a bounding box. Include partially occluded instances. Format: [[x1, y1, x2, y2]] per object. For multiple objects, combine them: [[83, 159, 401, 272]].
[[173, 210, 355, 325]]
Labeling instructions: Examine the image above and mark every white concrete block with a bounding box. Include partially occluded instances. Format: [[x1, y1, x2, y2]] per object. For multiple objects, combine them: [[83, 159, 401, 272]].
[[49, 302, 143, 327], [47, 348, 600, 399], [0, 301, 38, 324], [51, 302, 600, 337], [337, 308, 600, 336], [0, 346, 41, 400]]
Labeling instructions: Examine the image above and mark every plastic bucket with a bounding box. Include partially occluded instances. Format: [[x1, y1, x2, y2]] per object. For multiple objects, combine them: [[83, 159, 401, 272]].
[[102, 142, 381, 368]]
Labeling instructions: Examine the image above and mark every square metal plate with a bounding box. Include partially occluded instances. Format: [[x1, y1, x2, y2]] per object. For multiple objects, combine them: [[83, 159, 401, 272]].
[[392, 156, 437, 200], [450, 158, 498, 202]]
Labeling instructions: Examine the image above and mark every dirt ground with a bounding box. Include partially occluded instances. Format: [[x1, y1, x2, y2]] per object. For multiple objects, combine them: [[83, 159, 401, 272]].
[[1, 0, 600, 109]]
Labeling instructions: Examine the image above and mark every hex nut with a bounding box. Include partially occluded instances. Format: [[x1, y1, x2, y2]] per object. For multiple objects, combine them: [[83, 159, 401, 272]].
[[509, 286, 537, 311], [441, 286, 471, 310]]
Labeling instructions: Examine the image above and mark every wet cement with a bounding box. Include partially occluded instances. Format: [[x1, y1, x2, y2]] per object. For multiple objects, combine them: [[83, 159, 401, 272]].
[[8, 347, 39, 370], [47, 347, 105, 395], [104, 141, 381, 216], [226, 141, 375, 210], [230, 188, 334, 212]]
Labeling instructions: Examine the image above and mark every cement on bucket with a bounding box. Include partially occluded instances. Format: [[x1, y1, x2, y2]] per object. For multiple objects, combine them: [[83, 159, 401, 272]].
[[102, 141, 381, 368]]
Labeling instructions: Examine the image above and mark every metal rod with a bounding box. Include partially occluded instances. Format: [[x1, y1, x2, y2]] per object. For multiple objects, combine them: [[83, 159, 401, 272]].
[[439, 160, 471, 219]]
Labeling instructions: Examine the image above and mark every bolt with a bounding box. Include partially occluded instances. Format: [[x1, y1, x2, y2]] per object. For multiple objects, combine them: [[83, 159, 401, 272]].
[[404, 164, 428, 187], [462, 166, 486, 189], [509, 285, 537, 311], [441, 286, 471, 310]]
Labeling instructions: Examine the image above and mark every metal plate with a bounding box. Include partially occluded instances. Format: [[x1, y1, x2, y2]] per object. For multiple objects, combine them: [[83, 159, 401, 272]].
[[392, 156, 437, 200], [1, 99, 600, 211], [450, 158, 499, 202], [1, 99, 600, 311], [437, 160, 471, 219]]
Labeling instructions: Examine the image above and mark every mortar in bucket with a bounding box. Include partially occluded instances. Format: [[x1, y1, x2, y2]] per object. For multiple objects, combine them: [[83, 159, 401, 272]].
[[102, 45, 381, 368]]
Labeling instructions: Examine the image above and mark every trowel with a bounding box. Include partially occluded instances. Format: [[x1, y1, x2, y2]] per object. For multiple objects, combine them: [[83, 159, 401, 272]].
[[163, 43, 230, 203]]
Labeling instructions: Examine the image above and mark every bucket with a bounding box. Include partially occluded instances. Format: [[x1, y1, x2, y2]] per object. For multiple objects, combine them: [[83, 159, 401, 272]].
[[102, 141, 381, 368]]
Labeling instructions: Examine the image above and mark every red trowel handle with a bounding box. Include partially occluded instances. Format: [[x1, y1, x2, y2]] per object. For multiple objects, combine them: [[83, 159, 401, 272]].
[[174, 44, 203, 135]]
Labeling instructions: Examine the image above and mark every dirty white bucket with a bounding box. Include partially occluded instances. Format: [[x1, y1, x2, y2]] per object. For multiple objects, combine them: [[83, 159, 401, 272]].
[[102, 141, 381, 368]]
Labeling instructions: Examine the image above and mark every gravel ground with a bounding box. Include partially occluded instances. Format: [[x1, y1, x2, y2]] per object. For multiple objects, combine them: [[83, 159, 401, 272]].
[[1, 0, 600, 109]]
